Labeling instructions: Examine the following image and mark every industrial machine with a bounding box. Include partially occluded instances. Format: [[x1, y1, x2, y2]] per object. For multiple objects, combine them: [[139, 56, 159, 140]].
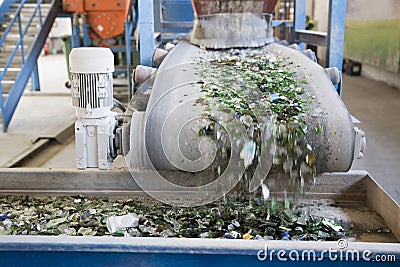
[[0, 1, 399, 265], [69, 0, 366, 199], [62, 0, 133, 47], [70, 47, 118, 170]]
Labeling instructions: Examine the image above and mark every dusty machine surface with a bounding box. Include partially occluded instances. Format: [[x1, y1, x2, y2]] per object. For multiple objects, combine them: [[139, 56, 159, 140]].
[[190, 0, 279, 48]]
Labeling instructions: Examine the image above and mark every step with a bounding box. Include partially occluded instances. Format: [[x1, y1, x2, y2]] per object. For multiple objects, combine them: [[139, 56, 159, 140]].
[[0, 35, 34, 45], [3, 10, 49, 19], [0, 56, 23, 66], [1, 80, 32, 94], [0, 67, 22, 79], [0, 45, 32, 54], [5, 7, 51, 21], [0, 60, 23, 69], [0, 26, 42, 36], [0, 24, 40, 36], [1, 69, 21, 80], [9, 3, 52, 9], [0, 67, 21, 72], [0, 45, 32, 56], [2, 15, 46, 25], [0, 36, 38, 45], [1, 80, 16, 93], [0, 22, 41, 34], [3, 34, 36, 42], [6, 10, 51, 18], [7, 3, 51, 11]]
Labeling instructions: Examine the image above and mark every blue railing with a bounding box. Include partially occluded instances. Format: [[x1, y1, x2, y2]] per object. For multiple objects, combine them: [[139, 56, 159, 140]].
[[0, 0, 59, 131], [0, 0, 30, 71], [0, 0, 19, 23]]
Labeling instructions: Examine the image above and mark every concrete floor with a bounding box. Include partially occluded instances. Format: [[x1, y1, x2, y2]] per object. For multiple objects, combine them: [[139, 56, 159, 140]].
[[342, 75, 400, 204], [1, 53, 399, 204], [0, 54, 75, 167]]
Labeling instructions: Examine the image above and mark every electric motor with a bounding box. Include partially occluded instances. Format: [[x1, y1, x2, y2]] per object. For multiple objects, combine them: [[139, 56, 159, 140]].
[[70, 47, 114, 118], [69, 47, 117, 170]]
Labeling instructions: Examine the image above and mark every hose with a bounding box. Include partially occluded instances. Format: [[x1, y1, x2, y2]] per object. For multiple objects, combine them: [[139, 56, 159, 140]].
[[113, 98, 127, 113]]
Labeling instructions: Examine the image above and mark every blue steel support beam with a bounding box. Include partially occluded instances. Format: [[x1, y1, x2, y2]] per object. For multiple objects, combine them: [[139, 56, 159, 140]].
[[125, 6, 133, 95], [2, 0, 59, 131], [71, 15, 80, 48], [326, 0, 346, 95], [82, 24, 90, 47], [71, 26, 80, 47], [153, 0, 161, 32], [37, 0, 43, 27], [31, 64, 40, 91], [125, 18, 131, 69], [138, 0, 155, 66]]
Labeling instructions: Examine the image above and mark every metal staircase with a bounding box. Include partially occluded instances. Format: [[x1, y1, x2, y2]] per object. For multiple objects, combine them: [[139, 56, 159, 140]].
[[0, 0, 60, 131]]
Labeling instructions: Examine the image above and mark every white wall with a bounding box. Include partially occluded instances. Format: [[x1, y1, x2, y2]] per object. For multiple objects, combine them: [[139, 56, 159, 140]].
[[347, 0, 400, 20]]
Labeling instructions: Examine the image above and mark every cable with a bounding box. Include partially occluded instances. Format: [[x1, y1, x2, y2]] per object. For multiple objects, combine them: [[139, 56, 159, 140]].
[[113, 98, 127, 113]]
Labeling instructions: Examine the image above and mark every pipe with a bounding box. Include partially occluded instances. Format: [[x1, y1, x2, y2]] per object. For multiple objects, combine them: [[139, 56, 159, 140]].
[[152, 48, 168, 68], [164, 43, 175, 52], [133, 65, 157, 84]]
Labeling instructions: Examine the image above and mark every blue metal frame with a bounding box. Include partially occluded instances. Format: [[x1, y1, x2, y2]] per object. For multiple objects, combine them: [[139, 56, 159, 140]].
[[160, 0, 193, 35], [0, 236, 399, 267], [140, 0, 347, 76], [0, 0, 60, 131], [137, 0, 195, 64], [31, 65, 40, 91], [0, 0, 19, 23], [125, 5, 135, 77], [293, 0, 306, 51], [124, 3, 136, 96], [326, 0, 346, 95], [153, 0, 161, 32], [82, 23, 91, 47], [293, 0, 346, 95], [71, 14, 80, 48], [125, 17, 132, 74], [138, 0, 155, 66]]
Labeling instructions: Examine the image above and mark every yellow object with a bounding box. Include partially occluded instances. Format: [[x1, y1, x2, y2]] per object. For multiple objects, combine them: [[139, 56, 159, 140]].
[[306, 19, 316, 31], [243, 233, 253, 240]]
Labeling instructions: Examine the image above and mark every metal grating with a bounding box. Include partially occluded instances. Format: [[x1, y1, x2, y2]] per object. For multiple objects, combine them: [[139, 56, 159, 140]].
[[72, 73, 113, 109]]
